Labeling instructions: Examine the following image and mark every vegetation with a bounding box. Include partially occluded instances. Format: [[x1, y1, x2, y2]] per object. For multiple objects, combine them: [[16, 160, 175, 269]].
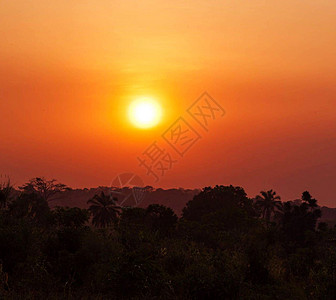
[[0, 177, 13, 210], [0, 178, 335, 299], [255, 189, 282, 223], [87, 191, 120, 228], [19, 177, 70, 202]]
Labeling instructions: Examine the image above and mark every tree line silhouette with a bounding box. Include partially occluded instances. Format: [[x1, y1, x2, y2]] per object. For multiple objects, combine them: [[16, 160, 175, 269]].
[[0, 177, 335, 299]]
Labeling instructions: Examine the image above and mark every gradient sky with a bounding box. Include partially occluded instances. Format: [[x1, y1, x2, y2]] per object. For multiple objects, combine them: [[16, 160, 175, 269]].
[[1, 1, 336, 206]]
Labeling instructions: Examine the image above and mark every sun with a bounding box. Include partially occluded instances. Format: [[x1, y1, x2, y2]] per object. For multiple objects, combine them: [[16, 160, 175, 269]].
[[128, 97, 162, 129]]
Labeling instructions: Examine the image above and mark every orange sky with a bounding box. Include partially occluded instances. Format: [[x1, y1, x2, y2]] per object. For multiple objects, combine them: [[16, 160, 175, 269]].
[[1, 1, 336, 206]]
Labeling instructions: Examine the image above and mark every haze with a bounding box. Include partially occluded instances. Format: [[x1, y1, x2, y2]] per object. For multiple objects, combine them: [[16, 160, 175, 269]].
[[1, 0, 336, 206]]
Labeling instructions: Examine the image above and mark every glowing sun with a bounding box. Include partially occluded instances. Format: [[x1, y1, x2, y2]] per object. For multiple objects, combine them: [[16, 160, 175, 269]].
[[128, 97, 162, 129]]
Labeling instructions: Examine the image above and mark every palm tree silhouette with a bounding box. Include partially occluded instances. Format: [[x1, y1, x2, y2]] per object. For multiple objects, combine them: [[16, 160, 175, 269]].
[[302, 191, 318, 211], [87, 191, 120, 228], [255, 190, 282, 223]]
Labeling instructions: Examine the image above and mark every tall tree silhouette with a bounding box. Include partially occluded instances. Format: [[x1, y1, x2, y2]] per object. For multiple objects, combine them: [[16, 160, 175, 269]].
[[302, 191, 318, 211], [255, 190, 282, 222], [19, 177, 69, 202], [281, 192, 321, 245], [182, 185, 251, 222], [87, 192, 120, 228]]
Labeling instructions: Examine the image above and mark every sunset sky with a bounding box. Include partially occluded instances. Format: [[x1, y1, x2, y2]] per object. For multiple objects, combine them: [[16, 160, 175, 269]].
[[1, 1, 336, 206]]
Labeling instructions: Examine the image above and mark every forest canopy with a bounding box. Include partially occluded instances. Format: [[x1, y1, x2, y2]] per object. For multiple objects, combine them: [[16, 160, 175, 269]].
[[0, 179, 335, 299]]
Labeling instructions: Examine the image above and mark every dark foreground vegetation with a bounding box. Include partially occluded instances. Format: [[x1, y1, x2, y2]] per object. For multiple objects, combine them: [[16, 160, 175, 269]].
[[0, 178, 335, 299]]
